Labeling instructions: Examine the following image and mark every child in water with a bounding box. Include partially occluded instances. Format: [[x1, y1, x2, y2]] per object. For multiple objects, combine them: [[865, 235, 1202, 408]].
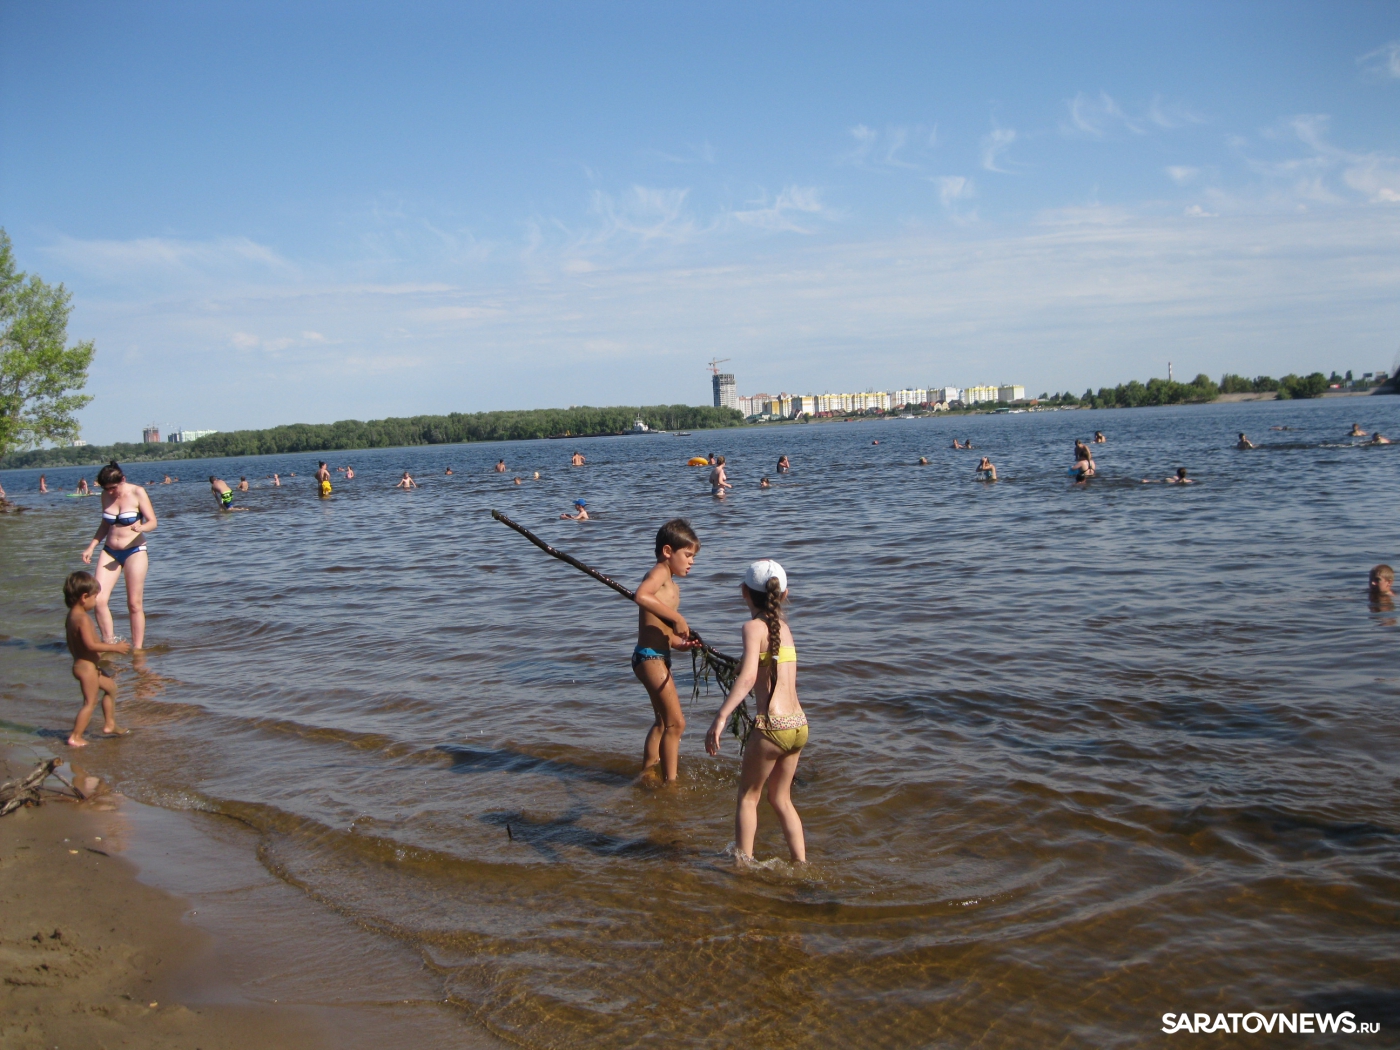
[[705, 560, 807, 864], [63, 572, 130, 747], [1370, 564, 1393, 601], [560, 499, 588, 520], [633, 519, 700, 786]]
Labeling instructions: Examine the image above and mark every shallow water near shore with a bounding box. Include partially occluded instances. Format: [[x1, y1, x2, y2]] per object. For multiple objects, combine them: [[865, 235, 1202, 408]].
[[3, 398, 1400, 1047]]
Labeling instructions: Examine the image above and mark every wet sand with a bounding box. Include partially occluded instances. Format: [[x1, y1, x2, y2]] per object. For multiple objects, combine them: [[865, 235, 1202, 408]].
[[0, 748, 503, 1050]]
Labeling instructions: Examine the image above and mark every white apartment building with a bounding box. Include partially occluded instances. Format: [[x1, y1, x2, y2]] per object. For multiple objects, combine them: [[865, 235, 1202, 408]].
[[997, 385, 1026, 402], [964, 385, 999, 404], [932, 387, 961, 404], [893, 388, 929, 408]]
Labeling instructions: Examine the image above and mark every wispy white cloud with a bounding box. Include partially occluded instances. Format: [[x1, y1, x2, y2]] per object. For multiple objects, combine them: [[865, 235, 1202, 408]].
[[1232, 115, 1400, 207], [589, 185, 700, 243], [1147, 94, 1205, 129], [1183, 205, 1217, 218], [1166, 166, 1200, 185], [1357, 40, 1400, 80], [843, 123, 938, 170], [731, 186, 830, 233], [42, 234, 297, 286], [980, 127, 1017, 173], [1063, 92, 1143, 137]]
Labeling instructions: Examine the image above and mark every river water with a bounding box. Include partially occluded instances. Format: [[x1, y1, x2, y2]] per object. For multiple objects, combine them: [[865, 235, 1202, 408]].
[[3, 397, 1398, 1047]]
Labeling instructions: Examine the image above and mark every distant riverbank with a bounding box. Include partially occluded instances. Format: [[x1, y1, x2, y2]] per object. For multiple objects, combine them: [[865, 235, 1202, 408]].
[[0, 404, 743, 470]]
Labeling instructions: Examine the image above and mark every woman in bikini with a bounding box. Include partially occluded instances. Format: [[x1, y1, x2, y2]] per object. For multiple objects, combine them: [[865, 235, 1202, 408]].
[[705, 559, 807, 864], [80, 461, 157, 650]]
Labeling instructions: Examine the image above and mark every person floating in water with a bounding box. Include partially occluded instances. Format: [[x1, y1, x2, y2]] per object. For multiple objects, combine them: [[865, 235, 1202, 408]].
[[560, 499, 588, 520], [705, 559, 808, 865], [776, 455, 790, 473], [315, 461, 332, 498], [918, 457, 928, 465], [395, 471, 418, 489], [345, 466, 354, 480], [1370, 564, 1394, 606], [237, 477, 249, 491], [1093, 431, 1106, 443], [633, 519, 700, 787], [1350, 423, 1368, 437], [512, 476, 523, 485], [571, 451, 585, 466], [495, 459, 507, 473], [951, 439, 963, 449], [75, 477, 90, 496], [709, 455, 732, 498], [1167, 467, 1194, 484], [1370, 432, 1391, 445], [63, 571, 131, 748], [975, 457, 998, 481], [272, 473, 281, 486], [533, 471, 541, 480], [444, 467, 454, 475], [162, 474, 173, 485], [759, 476, 771, 489], [1237, 433, 1256, 450]]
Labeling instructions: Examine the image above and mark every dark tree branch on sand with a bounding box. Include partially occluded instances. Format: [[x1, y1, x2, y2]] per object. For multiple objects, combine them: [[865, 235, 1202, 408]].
[[0, 757, 84, 816]]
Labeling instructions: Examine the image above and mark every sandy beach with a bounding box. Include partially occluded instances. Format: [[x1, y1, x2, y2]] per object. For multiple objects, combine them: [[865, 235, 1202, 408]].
[[0, 748, 503, 1050]]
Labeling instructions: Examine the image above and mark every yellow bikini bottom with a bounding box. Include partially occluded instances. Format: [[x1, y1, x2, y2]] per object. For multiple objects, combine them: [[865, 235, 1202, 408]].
[[752, 713, 808, 753]]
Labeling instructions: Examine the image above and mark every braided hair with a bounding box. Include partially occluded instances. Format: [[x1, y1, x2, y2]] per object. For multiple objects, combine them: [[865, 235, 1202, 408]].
[[757, 576, 785, 691]]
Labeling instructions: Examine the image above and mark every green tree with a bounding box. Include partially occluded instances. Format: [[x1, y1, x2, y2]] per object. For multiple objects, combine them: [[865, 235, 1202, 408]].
[[0, 230, 95, 455]]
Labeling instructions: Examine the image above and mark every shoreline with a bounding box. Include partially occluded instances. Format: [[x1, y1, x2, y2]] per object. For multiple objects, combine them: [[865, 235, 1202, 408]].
[[0, 747, 503, 1049]]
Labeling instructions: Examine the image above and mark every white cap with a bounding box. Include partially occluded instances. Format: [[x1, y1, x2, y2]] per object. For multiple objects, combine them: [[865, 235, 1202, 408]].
[[744, 559, 787, 593]]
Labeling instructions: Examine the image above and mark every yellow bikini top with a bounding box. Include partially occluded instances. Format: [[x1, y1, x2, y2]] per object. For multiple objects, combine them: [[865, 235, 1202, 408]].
[[758, 645, 797, 664]]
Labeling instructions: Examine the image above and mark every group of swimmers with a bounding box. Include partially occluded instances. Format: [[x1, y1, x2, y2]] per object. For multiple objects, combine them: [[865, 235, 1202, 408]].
[[1238, 423, 1391, 449]]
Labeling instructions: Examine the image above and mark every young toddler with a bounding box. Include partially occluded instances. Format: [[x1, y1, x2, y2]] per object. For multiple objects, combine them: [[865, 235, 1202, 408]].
[[63, 572, 131, 747]]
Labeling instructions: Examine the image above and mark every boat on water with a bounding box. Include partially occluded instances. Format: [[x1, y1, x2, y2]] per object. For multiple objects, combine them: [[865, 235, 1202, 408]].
[[673, 431, 691, 436], [627, 416, 664, 434]]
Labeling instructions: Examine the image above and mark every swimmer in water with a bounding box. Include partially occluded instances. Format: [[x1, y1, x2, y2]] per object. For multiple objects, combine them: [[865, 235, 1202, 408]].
[[571, 451, 585, 466], [395, 471, 418, 489], [1093, 431, 1106, 443], [162, 474, 173, 485], [1236, 433, 1256, 450], [560, 499, 589, 520], [237, 477, 249, 492], [75, 477, 90, 496], [315, 461, 332, 498], [709, 456, 732, 498], [975, 457, 998, 481], [272, 473, 281, 486], [918, 457, 928, 465], [951, 439, 963, 449], [759, 476, 771, 489], [39, 474, 48, 493], [1350, 423, 1368, 437], [513, 476, 523, 485], [1370, 564, 1394, 602], [1370, 432, 1391, 445], [1166, 467, 1194, 484], [445, 467, 454, 475], [209, 476, 246, 510], [533, 471, 541, 480], [345, 467, 354, 480], [776, 455, 790, 473], [495, 459, 507, 473]]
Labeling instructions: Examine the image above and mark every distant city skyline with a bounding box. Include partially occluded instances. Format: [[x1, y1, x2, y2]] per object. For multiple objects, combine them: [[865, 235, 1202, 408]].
[[2, 3, 1397, 445]]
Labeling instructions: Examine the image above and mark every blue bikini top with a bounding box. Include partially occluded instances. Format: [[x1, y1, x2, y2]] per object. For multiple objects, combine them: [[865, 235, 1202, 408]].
[[103, 509, 141, 527]]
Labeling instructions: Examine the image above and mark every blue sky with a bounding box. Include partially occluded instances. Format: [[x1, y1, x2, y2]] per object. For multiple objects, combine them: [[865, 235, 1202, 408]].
[[2, 1, 1398, 443]]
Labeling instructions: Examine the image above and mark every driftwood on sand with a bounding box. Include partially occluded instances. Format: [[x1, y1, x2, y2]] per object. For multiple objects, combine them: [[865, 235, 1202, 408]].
[[0, 758, 85, 817]]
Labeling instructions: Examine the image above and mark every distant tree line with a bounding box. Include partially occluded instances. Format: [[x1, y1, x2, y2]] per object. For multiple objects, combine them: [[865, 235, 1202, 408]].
[[0, 404, 744, 470], [1040, 370, 1337, 409]]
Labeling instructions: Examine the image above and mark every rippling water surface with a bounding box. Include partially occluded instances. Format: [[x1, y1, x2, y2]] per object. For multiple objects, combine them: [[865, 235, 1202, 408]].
[[3, 398, 1399, 1047]]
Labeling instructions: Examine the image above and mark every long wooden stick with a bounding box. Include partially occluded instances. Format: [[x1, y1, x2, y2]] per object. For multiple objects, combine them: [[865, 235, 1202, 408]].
[[490, 509, 737, 665]]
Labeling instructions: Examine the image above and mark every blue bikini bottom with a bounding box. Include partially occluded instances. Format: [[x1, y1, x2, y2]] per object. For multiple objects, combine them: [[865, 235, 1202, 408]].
[[103, 544, 147, 566]]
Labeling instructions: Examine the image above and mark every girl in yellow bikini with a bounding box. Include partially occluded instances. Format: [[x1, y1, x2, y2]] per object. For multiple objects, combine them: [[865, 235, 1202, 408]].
[[705, 559, 807, 864]]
